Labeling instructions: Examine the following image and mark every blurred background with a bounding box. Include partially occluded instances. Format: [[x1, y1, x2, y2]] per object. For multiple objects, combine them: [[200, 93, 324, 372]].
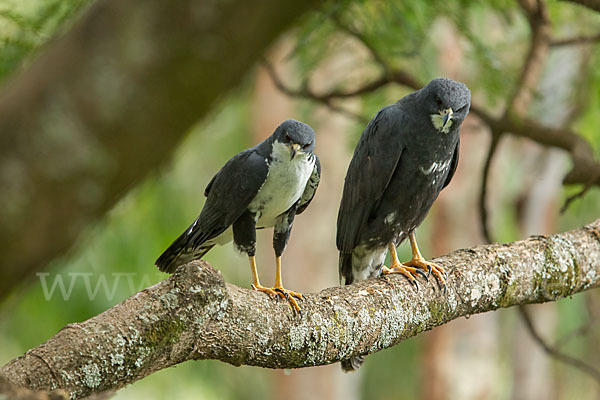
[[1, 0, 600, 399]]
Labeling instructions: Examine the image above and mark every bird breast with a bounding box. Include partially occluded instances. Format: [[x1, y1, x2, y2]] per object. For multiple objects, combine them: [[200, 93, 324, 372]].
[[249, 140, 315, 227]]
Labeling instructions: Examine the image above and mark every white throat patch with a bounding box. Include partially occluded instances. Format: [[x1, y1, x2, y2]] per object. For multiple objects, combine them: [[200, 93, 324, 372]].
[[430, 113, 453, 133]]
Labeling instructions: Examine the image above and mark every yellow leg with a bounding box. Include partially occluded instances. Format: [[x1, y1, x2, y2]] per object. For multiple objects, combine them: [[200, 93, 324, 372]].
[[249, 255, 303, 314], [274, 255, 283, 288], [382, 243, 428, 289], [249, 256, 277, 297], [272, 256, 303, 313], [402, 232, 447, 290]]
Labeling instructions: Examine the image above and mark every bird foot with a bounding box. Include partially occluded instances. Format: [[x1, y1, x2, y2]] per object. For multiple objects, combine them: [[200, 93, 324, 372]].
[[251, 284, 303, 316], [402, 257, 447, 293], [382, 264, 428, 290]]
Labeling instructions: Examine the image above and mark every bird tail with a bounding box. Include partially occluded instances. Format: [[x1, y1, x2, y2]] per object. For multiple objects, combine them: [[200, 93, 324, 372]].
[[339, 251, 368, 371], [155, 230, 213, 273], [339, 252, 354, 285], [341, 355, 365, 372]]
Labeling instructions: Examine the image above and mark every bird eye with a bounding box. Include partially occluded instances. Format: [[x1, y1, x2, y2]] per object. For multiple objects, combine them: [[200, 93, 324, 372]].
[[434, 95, 442, 106], [285, 132, 291, 141], [303, 142, 311, 150]]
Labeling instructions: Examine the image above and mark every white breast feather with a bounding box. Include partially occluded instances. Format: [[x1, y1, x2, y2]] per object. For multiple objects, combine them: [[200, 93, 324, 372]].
[[249, 140, 315, 227]]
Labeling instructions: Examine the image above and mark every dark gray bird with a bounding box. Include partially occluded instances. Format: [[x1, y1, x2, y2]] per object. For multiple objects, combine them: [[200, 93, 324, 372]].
[[337, 78, 470, 371], [156, 119, 320, 313]]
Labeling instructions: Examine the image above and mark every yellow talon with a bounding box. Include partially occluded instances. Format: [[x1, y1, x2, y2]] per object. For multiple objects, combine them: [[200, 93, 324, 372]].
[[248, 255, 303, 315], [383, 232, 448, 292]]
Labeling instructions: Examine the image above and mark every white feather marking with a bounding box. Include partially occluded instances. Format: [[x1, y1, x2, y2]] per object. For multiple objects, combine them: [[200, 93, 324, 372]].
[[384, 212, 397, 225], [351, 245, 387, 282], [187, 218, 198, 235], [419, 159, 452, 176]]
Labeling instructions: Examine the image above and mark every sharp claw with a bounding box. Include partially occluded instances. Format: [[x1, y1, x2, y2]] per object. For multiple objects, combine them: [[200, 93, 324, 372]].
[[443, 284, 447, 294], [435, 279, 444, 292], [427, 265, 432, 278], [415, 268, 429, 281], [251, 284, 256, 290], [411, 279, 419, 291]]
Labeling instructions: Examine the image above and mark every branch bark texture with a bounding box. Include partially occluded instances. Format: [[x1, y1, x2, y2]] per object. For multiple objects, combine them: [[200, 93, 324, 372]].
[[0, 0, 319, 301], [2, 220, 600, 399]]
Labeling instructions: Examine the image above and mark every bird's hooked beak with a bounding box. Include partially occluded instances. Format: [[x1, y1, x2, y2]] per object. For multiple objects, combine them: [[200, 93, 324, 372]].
[[289, 143, 301, 160], [441, 108, 453, 130]]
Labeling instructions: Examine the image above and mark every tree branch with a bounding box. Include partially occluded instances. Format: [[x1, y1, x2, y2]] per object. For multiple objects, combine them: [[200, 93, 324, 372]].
[[518, 306, 600, 383], [508, 0, 551, 117], [550, 32, 600, 47], [2, 220, 600, 399], [261, 60, 370, 123], [479, 132, 503, 243], [561, 0, 600, 13]]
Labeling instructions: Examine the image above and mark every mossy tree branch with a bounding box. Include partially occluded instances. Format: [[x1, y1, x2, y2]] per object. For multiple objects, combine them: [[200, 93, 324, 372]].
[[2, 220, 600, 399]]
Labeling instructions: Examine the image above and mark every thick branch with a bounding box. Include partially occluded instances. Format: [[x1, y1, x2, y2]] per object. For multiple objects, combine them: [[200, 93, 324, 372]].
[[2, 220, 600, 399], [0, 0, 319, 301]]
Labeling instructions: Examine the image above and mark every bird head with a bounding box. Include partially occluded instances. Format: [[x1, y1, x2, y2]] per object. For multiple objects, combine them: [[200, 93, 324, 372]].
[[274, 119, 316, 160], [420, 78, 471, 134]]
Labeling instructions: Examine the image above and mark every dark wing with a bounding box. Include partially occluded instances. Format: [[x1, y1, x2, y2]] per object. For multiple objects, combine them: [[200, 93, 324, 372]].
[[190, 148, 269, 245], [296, 155, 321, 215], [156, 148, 268, 272], [336, 105, 405, 255], [204, 174, 217, 197], [441, 137, 459, 190]]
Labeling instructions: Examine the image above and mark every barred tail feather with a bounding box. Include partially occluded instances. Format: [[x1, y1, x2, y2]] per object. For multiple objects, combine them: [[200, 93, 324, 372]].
[[341, 355, 365, 372], [339, 252, 368, 371], [155, 231, 213, 273], [339, 252, 354, 285]]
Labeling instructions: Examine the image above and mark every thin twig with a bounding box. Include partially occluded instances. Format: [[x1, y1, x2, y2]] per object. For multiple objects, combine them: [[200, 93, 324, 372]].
[[479, 132, 502, 244], [507, 0, 551, 118], [554, 320, 594, 348], [261, 60, 369, 123], [519, 306, 600, 384], [551, 32, 600, 46], [560, 173, 600, 213]]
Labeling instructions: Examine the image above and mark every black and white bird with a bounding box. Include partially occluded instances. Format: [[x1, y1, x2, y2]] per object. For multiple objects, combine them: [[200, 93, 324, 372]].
[[156, 119, 320, 313], [337, 78, 470, 371]]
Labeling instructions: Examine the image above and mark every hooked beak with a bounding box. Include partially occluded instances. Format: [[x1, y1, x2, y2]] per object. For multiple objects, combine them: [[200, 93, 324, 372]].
[[442, 108, 454, 130], [290, 143, 301, 160]]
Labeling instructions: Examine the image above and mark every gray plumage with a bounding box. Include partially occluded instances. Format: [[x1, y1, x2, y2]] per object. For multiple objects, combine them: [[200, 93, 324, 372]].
[[337, 78, 470, 371], [156, 119, 320, 273]]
